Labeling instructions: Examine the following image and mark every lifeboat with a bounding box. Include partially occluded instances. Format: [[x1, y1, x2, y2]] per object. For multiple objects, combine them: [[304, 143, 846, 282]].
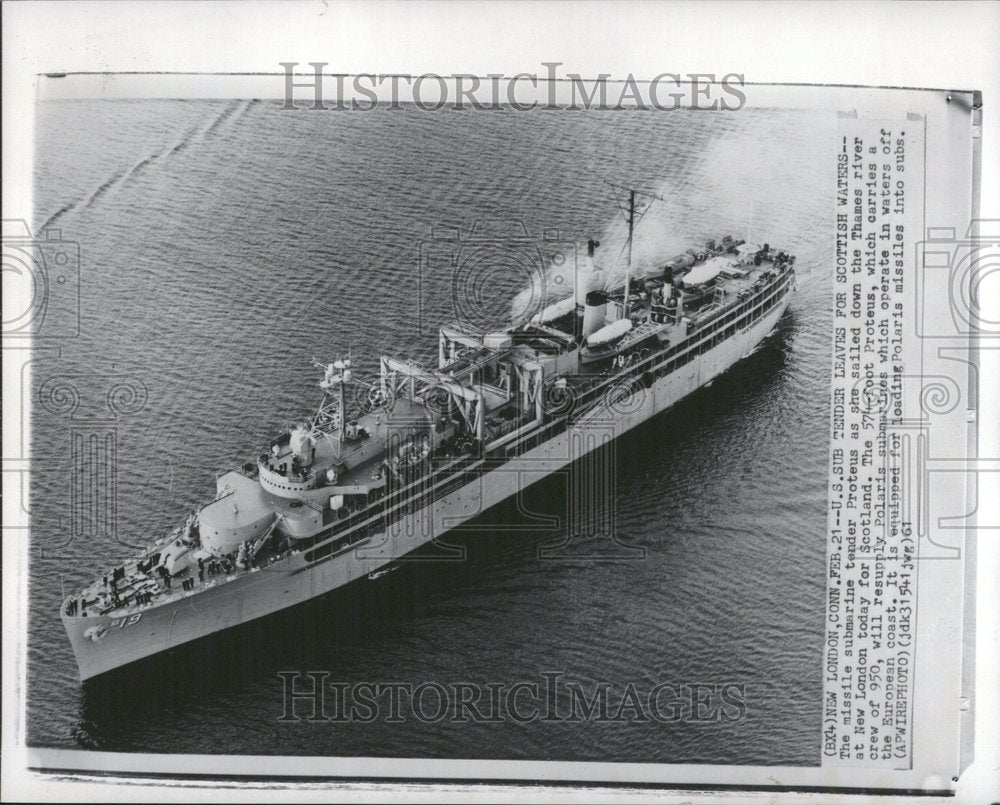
[[586, 318, 632, 347], [531, 295, 576, 325], [579, 319, 635, 364]]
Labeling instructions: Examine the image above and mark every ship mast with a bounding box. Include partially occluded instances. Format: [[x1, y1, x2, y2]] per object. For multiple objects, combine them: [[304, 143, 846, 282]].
[[313, 356, 353, 439], [606, 182, 664, 316]]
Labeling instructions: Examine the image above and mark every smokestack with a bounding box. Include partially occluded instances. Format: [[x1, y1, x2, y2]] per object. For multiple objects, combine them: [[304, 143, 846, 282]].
[[576, 239, 603, 306], [582, 290, 608, 339]]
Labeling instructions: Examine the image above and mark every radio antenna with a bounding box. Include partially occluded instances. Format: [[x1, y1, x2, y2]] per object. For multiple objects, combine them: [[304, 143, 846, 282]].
[[605, 181, 664, 315]]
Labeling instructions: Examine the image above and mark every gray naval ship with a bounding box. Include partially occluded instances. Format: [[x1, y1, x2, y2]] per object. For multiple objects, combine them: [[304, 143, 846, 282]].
[[61, 219, 795, 681]]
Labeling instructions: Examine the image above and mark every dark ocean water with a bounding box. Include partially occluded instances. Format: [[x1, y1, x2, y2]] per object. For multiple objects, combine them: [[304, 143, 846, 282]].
[[29, 99, 834, 765]]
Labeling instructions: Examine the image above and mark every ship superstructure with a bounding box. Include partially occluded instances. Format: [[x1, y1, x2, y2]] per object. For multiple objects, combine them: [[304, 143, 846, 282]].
[[61, 199, 796, 680]]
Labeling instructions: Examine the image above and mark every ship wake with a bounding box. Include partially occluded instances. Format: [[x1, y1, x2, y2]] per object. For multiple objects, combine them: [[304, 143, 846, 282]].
[[38, 100, 256, 233]]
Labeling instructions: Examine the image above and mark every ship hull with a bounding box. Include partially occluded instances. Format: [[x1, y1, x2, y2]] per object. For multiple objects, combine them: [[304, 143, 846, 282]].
[[64, 290, 791, 681]]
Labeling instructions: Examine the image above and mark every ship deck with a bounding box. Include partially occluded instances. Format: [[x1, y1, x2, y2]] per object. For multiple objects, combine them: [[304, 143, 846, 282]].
[[65, 528, 309, 621], [65, 244, 793, 624]]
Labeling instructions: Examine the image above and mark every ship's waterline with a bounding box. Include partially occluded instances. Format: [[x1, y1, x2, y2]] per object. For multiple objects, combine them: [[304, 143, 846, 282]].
[[63, 243, 794, 681]]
